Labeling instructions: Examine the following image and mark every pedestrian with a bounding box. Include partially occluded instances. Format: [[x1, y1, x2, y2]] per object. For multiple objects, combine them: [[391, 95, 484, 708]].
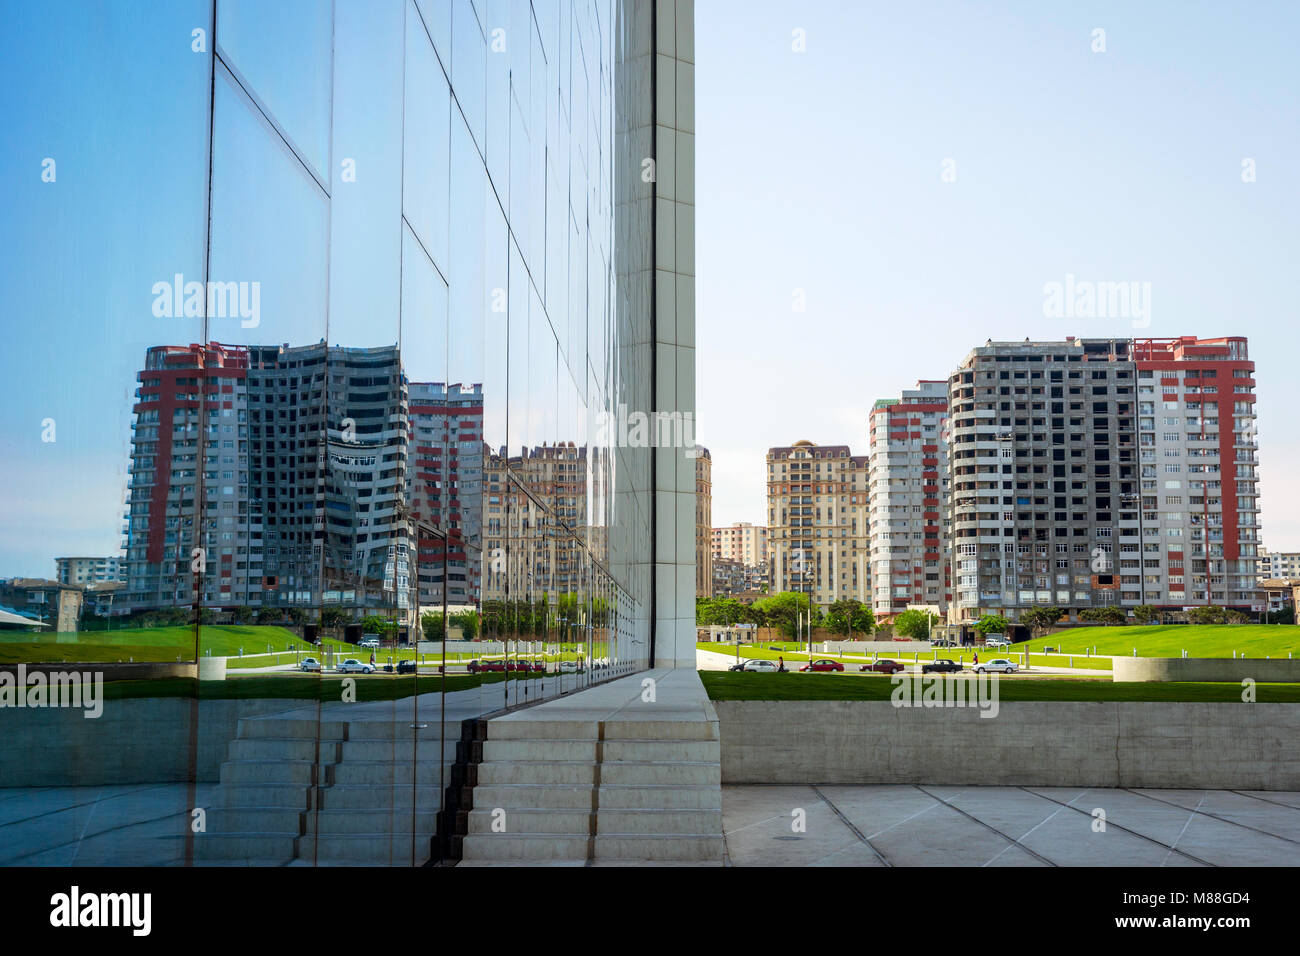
[[973, 651, 979, 665], [778, 655, 786, 672]]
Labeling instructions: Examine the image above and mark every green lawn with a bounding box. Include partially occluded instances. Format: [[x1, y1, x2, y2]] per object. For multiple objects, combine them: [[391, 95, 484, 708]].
[[1022, 624, 1300, 660], [700, 670, 1300, 702]]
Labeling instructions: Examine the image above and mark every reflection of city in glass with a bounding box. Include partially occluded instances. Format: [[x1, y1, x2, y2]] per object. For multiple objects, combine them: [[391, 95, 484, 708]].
[[0, 0, 689, 868]]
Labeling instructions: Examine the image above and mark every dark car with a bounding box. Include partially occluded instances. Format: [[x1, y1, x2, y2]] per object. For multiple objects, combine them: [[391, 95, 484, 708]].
[[860, 659, 906, 674], [396, 659, 417, 675], [799, 659, 844, 672], [921, 658, 963, 674]]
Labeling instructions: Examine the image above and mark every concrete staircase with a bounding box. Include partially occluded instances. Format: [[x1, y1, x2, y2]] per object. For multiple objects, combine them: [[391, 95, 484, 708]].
[[194, 714, 457, 866], [459, 670, 724, 865]]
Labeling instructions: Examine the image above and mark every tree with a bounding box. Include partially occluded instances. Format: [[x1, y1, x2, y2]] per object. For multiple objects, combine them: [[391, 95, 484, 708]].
[[286, 607, 306, 625], [1080, 606, 1126, 626], [255, 607, 282, 625], [450, 609, 479, 640], [895, 608, 940, 639], [360, 613, 397, 635], [320, 607, 348, 629], [750, 591, 817, 639], [1020, 606, 1064, 637], [230, 606, 254, 624], [1225, 609, 1250, 624], [973, 614, 1010, 637], [824, 599, 875, 636], [1132, 604, 1158, 625], [1188, 605, 1227, 625]]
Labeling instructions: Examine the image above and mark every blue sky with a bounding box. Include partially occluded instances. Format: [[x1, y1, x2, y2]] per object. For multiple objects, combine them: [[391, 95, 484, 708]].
[[1, 1, 1297, 576], [695, 0, 1300, 548]]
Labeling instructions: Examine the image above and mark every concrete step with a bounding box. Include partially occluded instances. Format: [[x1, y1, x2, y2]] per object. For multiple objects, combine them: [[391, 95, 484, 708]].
[[593, 833, 724, 862], [460, 834, 590, 862], [602, 720, 719, 742], [467, 808, 592, 834], [598, 761, 720, 787], [219, 759, 320, 786], [476, 761, 598, 786], [227, 738, 341, 762], [482, 739, 599, 762], [338, 721, 466, 741], [597, 785, 721, 810], [327, 760, 454, 787], [339, 739, 458, 762], [204, 807, 305, 835], [296, 834, 432, 865], [212, 784, 312, 810], [472, 784, 596, 811], [597, 808, 721, 835], [237, 718, 349, 740], [305, 809, 439, 836], [486, 720, 599, 741], [190, 832, 298, 861], [316, 784, 442, 811], [601, 739, 719, 762]]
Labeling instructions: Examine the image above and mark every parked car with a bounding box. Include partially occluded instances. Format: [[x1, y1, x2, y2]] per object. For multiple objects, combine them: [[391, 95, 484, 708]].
[[358, 638, 380, 649], [396, 659, 417, 675], [337, 658, 375, 674], [741, 659, 779, 673], [558, 660, 584, 673], [727, 661, 746, 672], [860, 659, 906, 674], [922, 658, 963, 674], [299, 657, 321, 672], [984, 636, 1010, 648], [973, 658, 1018, 674], [799, 659, 844, 672]]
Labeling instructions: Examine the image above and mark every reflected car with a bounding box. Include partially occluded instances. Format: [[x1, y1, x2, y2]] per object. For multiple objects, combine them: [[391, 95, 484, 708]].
[[860, 659, 905, 674], [558, 660, 584, 673], [799, 659, 844, 672], [921, 659, 963, 674], [358, 638, 380, 649], [337, 659, 375, 674], [299, 657, 321, 672], [973, 658, 1018, 674], [741, 659, 779, 673], [395, 660, 417, 675]]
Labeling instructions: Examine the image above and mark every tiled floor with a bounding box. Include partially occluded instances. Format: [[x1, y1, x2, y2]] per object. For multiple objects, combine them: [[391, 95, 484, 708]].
[[722, 785, 1300, 866]]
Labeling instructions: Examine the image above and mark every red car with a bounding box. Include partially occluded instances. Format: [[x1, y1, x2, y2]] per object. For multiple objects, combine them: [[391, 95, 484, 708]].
[[799, 659, 844, 672], [860, 659, 906, 674]]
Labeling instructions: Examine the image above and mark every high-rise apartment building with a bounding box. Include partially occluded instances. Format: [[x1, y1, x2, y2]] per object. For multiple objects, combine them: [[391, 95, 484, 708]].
[[1259, 548, 1300, 581], [946, 336, 1260, 624], [868, 381, 950, 619], [695, 447, 712, 597], [711, 521, 769, 569], [55, 556, 126, 586], [766, 441, 870, 609]]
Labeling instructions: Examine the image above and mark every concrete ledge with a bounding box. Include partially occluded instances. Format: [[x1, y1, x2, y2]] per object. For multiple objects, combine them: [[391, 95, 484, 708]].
[[716, 700, 1300, 790], [1113, 656, 1300, 682]]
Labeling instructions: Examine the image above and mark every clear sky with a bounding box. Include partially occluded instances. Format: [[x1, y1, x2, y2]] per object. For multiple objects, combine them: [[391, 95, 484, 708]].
[[695, 0, 1300, 549]]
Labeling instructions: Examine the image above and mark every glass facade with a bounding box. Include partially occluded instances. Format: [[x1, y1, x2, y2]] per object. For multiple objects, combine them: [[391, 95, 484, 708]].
[[0, 0, 676, 866]]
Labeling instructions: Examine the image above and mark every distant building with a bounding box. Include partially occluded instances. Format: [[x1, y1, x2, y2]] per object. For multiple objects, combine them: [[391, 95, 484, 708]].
[[712, 521, 769, 568], [766, 440, 869, 609], [1259, 548, 1300, 581], [55, 556, 126, 586], [0, 579, 83, 632], [695, 447, 712, 597]]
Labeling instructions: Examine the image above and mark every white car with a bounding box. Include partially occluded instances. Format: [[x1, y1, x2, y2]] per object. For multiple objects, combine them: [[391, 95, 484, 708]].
[[558, 660, 583, 673], [741, 659, 779, 673], [337, 658, 375, 674], [299, 657, 321, 672], [359, 638, 380, 649], [973, 658, 1018, 674], [984, 637, 1010, 648]]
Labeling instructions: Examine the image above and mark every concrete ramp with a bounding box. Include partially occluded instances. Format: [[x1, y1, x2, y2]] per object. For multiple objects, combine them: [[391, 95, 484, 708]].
[[460, 669, 724, 866]]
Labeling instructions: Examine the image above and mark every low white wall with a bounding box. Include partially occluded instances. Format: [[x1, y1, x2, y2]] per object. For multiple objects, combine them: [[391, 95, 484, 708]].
[[1114, 657, 1300, 683], [716, 700, 1300, 790]]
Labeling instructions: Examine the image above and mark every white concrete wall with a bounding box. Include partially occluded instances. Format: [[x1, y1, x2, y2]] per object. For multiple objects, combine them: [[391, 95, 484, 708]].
[[716, 700, 1300, 790], [1114, 656, 1300, 682], [653, 0, 697, 669]]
